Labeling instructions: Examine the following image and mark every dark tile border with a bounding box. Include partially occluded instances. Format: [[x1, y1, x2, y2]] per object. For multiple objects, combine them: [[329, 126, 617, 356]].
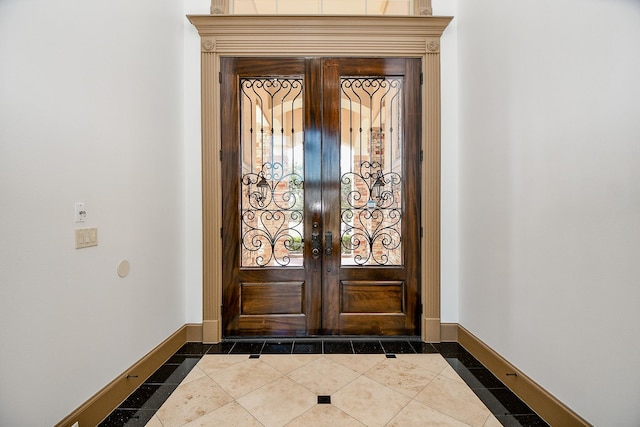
[[292, 341, 323, 354], [262, 341, 294, 354], [323, 340, 353, 354], [99, 338, 549, 427]]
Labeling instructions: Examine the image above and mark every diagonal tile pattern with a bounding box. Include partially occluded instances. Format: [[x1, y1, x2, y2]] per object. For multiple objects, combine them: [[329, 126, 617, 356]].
[[99, 340, 550, 427], [207, 357, 282, 399], [414, 375, 494, 427], [286, 356, 361, 395], [237, 376, 316, 426], [150, 353, 495, 427], [285, 403, 366, 427], [331, 374, 413, 427], [154, 375, 233, 427], [363, 357, 438, 397]]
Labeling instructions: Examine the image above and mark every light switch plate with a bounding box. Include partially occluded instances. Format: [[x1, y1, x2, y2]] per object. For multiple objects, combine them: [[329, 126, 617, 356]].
[[75, 228, 98, 249]]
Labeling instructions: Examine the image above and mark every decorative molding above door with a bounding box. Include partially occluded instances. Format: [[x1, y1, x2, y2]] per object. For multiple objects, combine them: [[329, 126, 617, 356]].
[[208, 0, 433, 16], [188, 14, 452, 343]]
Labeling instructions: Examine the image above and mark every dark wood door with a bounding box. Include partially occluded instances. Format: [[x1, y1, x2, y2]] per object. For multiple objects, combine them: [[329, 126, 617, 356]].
[[221, 57, 421, 336]]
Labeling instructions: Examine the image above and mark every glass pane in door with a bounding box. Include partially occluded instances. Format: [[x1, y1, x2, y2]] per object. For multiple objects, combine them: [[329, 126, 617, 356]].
[[339, 76, 404, 266], [240, 77, 305, 267]]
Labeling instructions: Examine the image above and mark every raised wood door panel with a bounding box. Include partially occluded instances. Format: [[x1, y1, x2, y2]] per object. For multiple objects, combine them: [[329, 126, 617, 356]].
[[221, 57, 420, 337]]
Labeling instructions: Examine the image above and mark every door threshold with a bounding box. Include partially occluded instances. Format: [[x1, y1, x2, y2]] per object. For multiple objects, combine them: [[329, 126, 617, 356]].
[[222, 335, 422, 342]]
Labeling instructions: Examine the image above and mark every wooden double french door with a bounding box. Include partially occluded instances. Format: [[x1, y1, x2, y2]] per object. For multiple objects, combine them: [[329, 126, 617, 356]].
[[221, 57, 421, 337]]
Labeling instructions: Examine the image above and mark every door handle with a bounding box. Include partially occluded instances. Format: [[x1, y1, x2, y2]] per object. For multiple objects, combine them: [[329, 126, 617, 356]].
[[311, 223, 321, 259], [325, 231, 332, 257]]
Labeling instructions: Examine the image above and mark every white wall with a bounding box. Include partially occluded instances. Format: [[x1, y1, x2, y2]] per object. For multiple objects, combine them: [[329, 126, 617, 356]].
[[458, 0, 640, 425], [0, 0, 186, 425], [184, 0, 209, 323]]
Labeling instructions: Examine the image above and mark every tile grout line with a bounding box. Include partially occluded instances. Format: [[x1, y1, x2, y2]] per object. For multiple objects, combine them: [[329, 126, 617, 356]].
[[364, 353, 442, 427], [99, 341, 549, 426]]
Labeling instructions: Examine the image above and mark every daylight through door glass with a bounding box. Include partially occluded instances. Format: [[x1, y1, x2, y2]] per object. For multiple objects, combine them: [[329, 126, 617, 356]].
[[240, 77, 305, 267], [340, 76, 404, 266]]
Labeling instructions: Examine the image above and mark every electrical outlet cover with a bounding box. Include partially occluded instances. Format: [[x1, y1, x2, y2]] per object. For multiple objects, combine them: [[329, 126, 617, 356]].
[[75, 202, 86, 222]]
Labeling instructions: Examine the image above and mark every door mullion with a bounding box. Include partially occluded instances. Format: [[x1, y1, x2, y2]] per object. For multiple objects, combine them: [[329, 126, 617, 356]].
[[305, 58, 324, 334], [320, 59, 342, 334]]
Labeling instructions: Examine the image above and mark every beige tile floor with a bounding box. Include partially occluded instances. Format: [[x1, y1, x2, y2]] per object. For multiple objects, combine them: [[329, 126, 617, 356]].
[[144, 353, 502, 427]]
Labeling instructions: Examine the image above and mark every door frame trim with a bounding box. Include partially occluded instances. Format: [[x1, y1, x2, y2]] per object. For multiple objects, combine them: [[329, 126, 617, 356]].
[[187, 14, 452, 343]]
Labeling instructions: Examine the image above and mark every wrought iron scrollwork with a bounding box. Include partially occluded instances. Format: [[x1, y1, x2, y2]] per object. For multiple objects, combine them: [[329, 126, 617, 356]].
[[241, 162, 304, 267], [341, 161, 402, 266], [341, 77, 401, 101], [240, 75, 304, 268], [339, 75, 404, 266]]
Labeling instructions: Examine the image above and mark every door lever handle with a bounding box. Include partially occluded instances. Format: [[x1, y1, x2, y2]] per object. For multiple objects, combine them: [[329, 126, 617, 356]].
[[325, 231, 332, 257], [312, 230, 321, 259]]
